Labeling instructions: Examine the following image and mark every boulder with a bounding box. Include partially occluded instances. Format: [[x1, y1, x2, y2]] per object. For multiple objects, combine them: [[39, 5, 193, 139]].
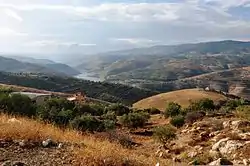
[[231, 120, 250, 130], [219, 140, 244, 155], [211, 138, 229, 151], [209, 158, 233, 165], [42, 138, 57, 148]]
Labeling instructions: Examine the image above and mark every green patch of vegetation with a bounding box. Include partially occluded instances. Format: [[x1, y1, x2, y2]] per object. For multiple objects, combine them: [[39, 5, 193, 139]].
[[170, 115, 185, 128], [153, 124, 177, 145], [164, 102, 182, 118], [120, 112, 150, 128]]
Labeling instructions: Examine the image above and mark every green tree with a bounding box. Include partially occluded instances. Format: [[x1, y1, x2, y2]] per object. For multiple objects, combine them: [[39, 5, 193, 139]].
[[153, 125, 177, 145], [120, 112, 150, 128], [164, 102, 181, 118]]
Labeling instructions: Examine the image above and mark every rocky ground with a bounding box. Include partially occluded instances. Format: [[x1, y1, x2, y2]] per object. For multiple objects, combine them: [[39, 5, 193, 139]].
[[155, 115, 250, 165], [0, 139, 82, 166]]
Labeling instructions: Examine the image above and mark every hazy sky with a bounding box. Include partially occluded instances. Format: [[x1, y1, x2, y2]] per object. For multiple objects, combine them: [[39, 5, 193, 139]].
[[0, 0, 250, 56]]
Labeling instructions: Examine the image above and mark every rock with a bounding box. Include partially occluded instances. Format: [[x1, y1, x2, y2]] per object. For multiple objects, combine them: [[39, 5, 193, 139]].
[[219, 140, 244, 155], [57, 143, 63, 149], [18, 140, 26, 147], [209, 158, 233, 165], [231, 120, 250, 130], [7, 118, 22, 124], [243, 159, 248, 166], [155, 162, 160, 166], [223, 121, 231, 129], [188, 151, 198, 158], [1, 161, 26, 166], [209, 131, 220, 137], [42, 138, 56, 148], [209, 149, 220, 158], [12, 162, 26, 166], [211, 138, 229, 151], [239, 132, 250, 140], [1, 161, 12, 166]]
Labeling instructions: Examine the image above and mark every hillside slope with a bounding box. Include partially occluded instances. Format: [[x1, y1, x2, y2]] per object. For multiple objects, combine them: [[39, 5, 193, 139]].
[[76, 40, 250, 81], [0, 56, 80, 76], [133, 89, 226, 111], [0, 114, 166, 166]]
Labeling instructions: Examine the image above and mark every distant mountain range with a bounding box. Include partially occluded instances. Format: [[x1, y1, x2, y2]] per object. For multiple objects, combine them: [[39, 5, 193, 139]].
[[0, 55, 81, 76], [75, 40, 250, 81]]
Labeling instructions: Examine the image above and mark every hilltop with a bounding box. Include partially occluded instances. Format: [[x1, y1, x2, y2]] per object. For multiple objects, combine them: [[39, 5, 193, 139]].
[[133, 89, 226, 111]]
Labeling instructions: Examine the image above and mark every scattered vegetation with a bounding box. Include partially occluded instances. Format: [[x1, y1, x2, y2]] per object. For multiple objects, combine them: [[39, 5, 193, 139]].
[[164, 102, 182, 118], [153, 124, 177, 145], [120, 112, 150, 128], [170, 115, 185, 128]]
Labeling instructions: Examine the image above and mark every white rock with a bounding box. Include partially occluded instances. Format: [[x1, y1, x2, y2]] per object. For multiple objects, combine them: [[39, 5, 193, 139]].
[[211, 137, 229, 151], [219, 140, 244, 155], [223, 121, 231, 129], [243, 159, 248, 166], [209, 158, 233, 165], [7, 118, 22, 124]]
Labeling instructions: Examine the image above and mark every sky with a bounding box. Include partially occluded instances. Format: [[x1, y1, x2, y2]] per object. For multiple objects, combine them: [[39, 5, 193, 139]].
[[0, 0, 250, 58]]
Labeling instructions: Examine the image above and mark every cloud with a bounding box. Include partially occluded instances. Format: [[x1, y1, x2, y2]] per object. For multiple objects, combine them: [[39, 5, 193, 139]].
[[3, 8, 23, 22], [0, 27, 27, 36], [25, 40, 96, 47], [204, 0, 250, 9], [111, 38, 161, 46]]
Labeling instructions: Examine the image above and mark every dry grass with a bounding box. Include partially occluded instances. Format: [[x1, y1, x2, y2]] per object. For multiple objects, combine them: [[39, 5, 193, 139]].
[[133, 88, 226, 111], [0, 114, 170, 166]]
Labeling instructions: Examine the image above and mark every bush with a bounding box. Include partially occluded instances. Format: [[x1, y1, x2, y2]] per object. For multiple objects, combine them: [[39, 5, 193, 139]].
[[101, 111, 117, 121], [170, 115, 185, 128], [107, 132, 135, 148], [144, 108, 161, 115], [164, 102, 181, 118], [70, 115, 105, 132], [120, 112, 150, 128], [185, 111, 205, 124], [153, 125, 177, 145], [188, 98, 215, 112], [8, 94, 36, 117], [107, 104, 131, 116], [103, 119, 116, 131], [226, 99, 246, 110], [55, 109, 74, 126], [235, 105, 250, 121]]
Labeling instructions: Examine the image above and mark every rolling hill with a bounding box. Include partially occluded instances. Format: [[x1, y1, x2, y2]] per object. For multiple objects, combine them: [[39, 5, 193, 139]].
[[133, 89, 226, 111], [0, 56, 80, 76], [76, 40, 250, 81]]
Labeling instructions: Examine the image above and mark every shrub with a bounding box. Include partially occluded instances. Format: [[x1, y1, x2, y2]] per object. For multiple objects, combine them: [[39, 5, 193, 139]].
[[103, 120, 116, 131], [226, 99, 246, 110], [185, 111, 205, 124], [107, 104, 130, 116], [188, 98, 215, 112], [70, 115, 105, 132], [170, 115, 185, 128], [55, 109, 74, 126], [8, 94, 36, 117], [164, 102, 181, 118], [120, 112, 150, 128], [153, 124, 176, 145], [107, 132, 135, 148], [0, 87, 13, 93], [235, 105, 250, 121], [144, 108, 161, 115]]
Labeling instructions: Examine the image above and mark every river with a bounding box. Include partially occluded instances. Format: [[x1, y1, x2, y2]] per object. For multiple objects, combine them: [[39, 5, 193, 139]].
[[75, 72, 103, 82]]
